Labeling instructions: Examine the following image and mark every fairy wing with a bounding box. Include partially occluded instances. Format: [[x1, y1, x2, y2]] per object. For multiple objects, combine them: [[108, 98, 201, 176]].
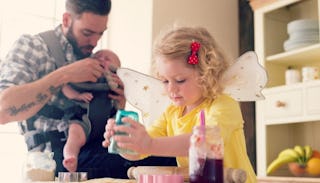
[[117, 68, 171, 127], [221, 51, 268, 101], [117, 51, 268, 126]]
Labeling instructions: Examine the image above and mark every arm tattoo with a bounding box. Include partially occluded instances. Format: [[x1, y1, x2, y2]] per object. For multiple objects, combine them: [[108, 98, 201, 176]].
[[49, 85, 61, 95], [7, 85, 62, 116], [36, 93, 48, 103], [8, 102, 37, 116]]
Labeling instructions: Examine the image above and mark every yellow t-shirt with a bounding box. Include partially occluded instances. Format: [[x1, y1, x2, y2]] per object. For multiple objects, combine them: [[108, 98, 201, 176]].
[[147, 94, 256, 183]]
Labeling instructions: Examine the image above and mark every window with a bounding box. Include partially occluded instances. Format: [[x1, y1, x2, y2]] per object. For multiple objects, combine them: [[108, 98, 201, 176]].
[[0, 1, 109, 181], [0, 1, 64, 182]]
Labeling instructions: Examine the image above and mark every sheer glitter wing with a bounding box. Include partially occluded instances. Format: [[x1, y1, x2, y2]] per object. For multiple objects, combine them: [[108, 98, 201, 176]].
[[117, 51, 267, 126], [220, 51, 267, 101], [117, 68, 171, 127]]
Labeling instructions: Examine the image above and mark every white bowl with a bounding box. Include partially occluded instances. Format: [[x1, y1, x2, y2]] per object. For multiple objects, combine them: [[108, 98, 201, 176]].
[[288, 19, 319, 34], [289, 30, 319, 40], [283, 39, 319, 51]]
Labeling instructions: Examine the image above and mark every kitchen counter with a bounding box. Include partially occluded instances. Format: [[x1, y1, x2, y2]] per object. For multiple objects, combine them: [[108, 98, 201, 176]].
[[31, 166, 246, 183]]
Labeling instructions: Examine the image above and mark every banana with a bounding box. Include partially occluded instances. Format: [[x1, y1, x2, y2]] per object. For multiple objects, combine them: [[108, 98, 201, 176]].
[[267, 154, 297, 174], [294, 145, 306, 163], [278, 148, 300, 160], [304, 145, 313, 161]]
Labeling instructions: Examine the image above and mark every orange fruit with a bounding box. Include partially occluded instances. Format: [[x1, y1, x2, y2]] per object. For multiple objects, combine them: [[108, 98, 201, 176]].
[[312, 150, 320, 159], [306, 157, 320, 176], [288, 162, 306, 176]]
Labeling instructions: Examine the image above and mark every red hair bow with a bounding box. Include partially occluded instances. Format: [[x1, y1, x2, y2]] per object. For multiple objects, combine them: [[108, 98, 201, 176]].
[[188, 41, 201, 65]]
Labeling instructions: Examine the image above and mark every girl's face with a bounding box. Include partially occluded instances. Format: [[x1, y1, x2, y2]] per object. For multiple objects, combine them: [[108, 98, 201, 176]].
[[156, 57, 204, 112]]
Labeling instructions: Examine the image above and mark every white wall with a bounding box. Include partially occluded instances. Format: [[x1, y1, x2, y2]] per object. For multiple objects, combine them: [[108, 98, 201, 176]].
[[107, 0, 239, 74], [0, 1, 64, 182], [153, 0, 239, 61], [106, 0, 153, 73]]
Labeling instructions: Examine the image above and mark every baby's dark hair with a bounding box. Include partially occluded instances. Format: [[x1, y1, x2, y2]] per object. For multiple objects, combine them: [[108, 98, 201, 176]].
[[153, 26, 231, 100], [66, 0, 111, 17]]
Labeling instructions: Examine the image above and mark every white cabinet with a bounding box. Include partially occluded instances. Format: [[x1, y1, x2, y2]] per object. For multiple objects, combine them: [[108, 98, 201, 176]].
[[263, 86, 303, 122], [253, 0, 320, 182]]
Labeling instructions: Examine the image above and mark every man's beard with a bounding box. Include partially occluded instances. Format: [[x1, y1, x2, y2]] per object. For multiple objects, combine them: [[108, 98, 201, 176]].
[[66, 23, 94, 59]]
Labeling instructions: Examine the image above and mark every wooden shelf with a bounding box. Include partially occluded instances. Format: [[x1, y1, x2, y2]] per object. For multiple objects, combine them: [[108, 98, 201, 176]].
[[266, 43, 320, 66], [249, 0, 278, 11]]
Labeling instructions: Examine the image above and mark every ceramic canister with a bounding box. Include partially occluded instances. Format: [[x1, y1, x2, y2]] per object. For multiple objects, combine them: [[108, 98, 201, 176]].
[[285, 67, 301, 85], [302, 66, 319, 82]]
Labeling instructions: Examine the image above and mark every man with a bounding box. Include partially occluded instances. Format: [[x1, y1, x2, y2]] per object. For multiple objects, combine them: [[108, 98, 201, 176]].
[[0, 0, 175, 179]]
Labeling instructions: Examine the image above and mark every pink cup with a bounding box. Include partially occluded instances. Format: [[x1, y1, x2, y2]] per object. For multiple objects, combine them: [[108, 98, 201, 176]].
[[138, 174, 153, 183], [139, 174, 183, 183]]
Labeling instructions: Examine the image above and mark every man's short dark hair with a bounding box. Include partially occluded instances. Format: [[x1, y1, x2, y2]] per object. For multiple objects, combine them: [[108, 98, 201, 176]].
[[66, 0, 111, 17]]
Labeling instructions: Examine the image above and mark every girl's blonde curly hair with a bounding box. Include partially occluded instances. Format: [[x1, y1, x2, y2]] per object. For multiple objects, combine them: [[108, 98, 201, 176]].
[[152, 26, 231, 100]]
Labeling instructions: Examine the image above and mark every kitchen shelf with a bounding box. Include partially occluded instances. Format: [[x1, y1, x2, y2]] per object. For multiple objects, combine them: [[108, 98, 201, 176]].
[[253, 0, 320, 182], [266, 43, 320, 66]]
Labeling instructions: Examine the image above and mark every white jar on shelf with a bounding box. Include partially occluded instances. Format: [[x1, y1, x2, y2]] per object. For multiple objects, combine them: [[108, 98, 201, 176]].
[[285, 66, 301, 85], [302, 66, 319, 82]]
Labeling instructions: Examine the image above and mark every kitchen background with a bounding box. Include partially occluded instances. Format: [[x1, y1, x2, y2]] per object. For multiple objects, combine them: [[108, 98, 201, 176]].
[[0, 1, 252, 182]]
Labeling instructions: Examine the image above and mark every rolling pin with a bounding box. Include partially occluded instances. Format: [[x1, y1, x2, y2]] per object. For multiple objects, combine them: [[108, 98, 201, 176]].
[[127, 166, 247, 183], [224, 167, 247, 183]]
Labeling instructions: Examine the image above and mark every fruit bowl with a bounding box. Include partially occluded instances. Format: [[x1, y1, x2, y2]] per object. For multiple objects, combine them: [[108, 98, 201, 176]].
[[267, 146, 320, 176], [288, 162, 307, 177], [288, 158, 320, 177]]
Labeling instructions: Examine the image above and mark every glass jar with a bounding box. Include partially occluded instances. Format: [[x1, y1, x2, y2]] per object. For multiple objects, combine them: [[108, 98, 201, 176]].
[[22, 151, 56, 182], [108, 110, 139, 155], [189, 125, 224, 183]]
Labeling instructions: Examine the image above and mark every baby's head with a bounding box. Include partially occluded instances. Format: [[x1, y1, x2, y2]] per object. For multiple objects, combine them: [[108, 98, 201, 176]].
[[93, 49, 120, 90], [152, 26, 230, 100], [93, 49, 121, 72]]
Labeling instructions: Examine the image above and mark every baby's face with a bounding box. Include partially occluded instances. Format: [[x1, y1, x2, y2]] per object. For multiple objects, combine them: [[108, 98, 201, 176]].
[[94, 51, 120, 72]]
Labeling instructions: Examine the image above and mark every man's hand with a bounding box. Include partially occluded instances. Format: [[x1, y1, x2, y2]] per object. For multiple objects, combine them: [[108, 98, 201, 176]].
[[60, 58, 105, 84]]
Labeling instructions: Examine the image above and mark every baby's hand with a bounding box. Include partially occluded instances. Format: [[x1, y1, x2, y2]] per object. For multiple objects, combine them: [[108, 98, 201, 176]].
[[104, 70, 119, 90], [75, 92, 93, 103], [102, 118, 116, 148]]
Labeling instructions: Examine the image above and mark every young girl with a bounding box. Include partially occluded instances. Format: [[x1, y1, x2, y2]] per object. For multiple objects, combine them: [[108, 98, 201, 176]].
[[63, 49, 121, 172], [102, 26, 256, 182]]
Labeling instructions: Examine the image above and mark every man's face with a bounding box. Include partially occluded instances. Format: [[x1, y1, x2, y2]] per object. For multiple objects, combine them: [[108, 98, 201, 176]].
[[65, 12, 108, 59]]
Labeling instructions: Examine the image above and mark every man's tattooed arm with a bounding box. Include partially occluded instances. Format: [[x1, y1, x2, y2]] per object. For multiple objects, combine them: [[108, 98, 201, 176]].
[[6, 85, 61, 117]]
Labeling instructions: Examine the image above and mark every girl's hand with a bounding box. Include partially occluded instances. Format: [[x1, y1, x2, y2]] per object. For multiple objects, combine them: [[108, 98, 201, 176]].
[[112, 117, 153, 154], [102, 118, 116, 148]]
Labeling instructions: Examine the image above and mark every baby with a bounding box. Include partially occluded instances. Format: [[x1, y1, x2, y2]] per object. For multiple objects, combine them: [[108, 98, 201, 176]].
[[62, 49, 121, 172]]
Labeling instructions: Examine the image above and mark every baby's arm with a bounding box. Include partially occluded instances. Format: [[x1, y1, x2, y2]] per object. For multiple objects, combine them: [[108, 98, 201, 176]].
[[62, 84, 93, 103]]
